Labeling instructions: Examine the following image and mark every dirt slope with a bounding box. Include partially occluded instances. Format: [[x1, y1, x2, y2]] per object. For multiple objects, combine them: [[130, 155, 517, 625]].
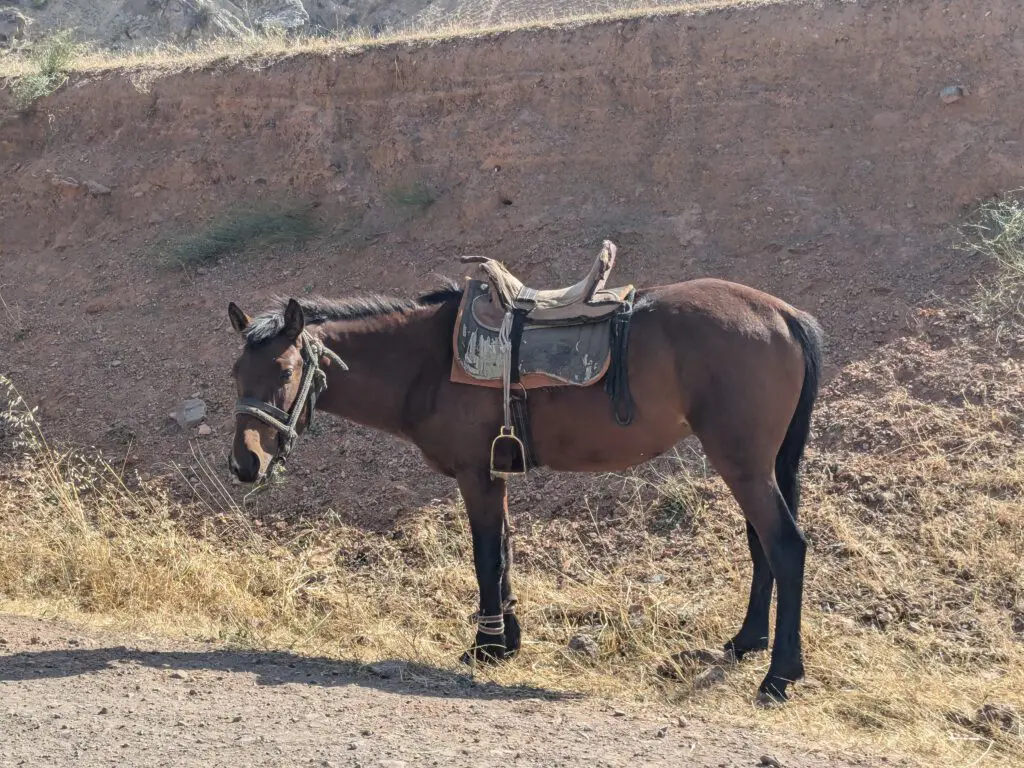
[[2, 0, 1021, 530], [0, 614, 896, 767]]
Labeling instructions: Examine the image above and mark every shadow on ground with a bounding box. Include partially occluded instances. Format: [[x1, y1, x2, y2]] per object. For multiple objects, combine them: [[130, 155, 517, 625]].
[[0, 644, 580, 701]]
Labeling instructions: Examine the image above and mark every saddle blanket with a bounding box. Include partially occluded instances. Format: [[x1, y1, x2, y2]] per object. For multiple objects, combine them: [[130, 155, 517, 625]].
[[450, 279, 613, 390]]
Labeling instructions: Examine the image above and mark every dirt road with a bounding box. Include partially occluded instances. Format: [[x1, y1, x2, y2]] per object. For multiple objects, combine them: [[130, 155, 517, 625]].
[[0, 614, 894, 768]]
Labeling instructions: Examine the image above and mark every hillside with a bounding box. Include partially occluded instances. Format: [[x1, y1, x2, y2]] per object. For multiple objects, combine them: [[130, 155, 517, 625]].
[[2, 0, 718, 53], [1, 0, 1023, 765]]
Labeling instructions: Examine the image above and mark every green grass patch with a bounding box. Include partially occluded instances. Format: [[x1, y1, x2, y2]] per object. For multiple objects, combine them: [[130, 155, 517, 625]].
[[386, 183, 436, 209], [162, 203, 320, 266]]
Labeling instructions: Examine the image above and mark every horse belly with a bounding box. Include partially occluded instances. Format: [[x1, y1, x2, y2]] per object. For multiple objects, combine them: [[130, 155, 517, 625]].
[[529, 385, 690, 473]]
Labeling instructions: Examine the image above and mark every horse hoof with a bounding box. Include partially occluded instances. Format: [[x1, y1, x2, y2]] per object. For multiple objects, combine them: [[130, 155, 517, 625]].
[[503, 614, 522, 655], [723, 637, 768, 662], [460, 641, 507, 666], [756, 689, 787, 708], [757, 674, 794, 706]]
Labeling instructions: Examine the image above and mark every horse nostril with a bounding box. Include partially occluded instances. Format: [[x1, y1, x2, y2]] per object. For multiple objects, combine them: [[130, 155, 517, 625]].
[[228, 450, 261, 483]]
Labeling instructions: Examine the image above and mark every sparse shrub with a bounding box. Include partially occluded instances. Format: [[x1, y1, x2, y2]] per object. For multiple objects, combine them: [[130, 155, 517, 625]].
[[163, 202, 320, 266], [8, 30, 79, 110], [959, 191, 1024, 324]]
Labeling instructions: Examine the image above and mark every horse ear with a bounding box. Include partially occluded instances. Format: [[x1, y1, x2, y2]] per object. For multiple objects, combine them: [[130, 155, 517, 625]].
[[283, 298, 305, 341], [228, 302, 251, 333]]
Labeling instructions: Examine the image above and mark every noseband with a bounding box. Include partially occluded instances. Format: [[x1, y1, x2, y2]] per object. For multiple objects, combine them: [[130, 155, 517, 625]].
[[233, 331, 348, 468]]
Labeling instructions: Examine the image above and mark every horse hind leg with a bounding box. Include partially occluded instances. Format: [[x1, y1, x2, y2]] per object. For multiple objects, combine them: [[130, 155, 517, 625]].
[[724, 521, 773, 660], [725, 433, 806, 662], [724, 472, 807, 702]]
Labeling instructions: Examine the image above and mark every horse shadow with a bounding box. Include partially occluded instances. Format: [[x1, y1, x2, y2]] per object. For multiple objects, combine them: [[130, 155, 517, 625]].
[[0, 644, 580, 702]]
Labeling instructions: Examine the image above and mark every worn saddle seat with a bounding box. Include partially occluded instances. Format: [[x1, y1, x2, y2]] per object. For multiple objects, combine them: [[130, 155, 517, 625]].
[[461, 240, 634, 326], [451, 241, 636, 391]]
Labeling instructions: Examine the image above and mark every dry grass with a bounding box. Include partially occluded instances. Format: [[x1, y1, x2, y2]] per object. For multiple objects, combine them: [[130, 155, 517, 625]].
[[0, 0, 780, 82]]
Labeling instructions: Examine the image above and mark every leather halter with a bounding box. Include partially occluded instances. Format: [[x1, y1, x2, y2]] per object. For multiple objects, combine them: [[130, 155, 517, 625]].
[[233, 331, 347, 469]]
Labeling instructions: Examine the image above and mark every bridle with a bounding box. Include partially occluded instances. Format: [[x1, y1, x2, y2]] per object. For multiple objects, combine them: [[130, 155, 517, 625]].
[[233, 331, 348, 470]]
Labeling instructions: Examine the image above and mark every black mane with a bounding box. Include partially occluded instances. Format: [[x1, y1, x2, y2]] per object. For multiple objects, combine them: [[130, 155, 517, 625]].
[[244, 279, 463, 347]]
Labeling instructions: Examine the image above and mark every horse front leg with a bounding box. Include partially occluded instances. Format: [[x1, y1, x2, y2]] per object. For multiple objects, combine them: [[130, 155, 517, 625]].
[[457, 469, 511, 664], [499, 513, 521, 656]]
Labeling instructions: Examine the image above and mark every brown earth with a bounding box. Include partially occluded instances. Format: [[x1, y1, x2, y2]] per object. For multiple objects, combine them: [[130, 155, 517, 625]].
[[2, 0, 1021, 532], [0, 613, 901, 767]]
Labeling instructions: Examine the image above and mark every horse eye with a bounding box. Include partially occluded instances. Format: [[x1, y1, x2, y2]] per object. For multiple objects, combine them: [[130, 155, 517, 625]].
[[280, 368, 294, 380]]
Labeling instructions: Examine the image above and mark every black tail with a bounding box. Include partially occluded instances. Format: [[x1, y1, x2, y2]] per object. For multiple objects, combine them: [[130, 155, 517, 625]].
[[775, 311, 823, 519]]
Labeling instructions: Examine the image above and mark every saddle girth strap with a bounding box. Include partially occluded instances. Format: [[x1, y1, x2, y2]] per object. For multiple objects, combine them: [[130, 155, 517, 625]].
[[605, 289, 637, 427], [510, 389, 536, 471]]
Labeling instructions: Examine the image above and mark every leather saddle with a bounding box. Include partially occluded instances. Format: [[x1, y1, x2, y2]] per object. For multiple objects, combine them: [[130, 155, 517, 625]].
[[450, 241, 636, 391], [460, 240, 634, 327]]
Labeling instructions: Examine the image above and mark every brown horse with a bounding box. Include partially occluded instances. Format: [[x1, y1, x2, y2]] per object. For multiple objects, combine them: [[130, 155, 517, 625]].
[[226, 258, 823, 703]]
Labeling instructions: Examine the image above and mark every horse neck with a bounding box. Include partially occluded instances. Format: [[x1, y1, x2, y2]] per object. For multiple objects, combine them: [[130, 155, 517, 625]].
[[314, 305, 451, 437]]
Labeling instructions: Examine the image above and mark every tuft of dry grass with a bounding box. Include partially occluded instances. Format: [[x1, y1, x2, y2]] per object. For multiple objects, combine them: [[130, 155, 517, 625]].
[[958, 191, 1024, 336]]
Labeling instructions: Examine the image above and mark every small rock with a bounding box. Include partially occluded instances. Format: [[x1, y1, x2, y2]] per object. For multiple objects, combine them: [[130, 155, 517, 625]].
[[655, 726, 668, 738], [368, 661, 406, 679], [110, 360, 122, 368], [170, 398, 206, 429], [29, 636, 40, 645], [98, 707, 108, 715], [760, 757, 784, 768], [693, 666, 727, 689], [675, 715, 688, 727], [84, 180, 112, 196], [359, 729, 372, 736], [169, 672, 187, 680], [378, 762, 408, 768], [611, 709, 626, 717], [197, 424, 213, 437], [0, 637, 7, 645], [231, 715, 242, 723], [567, 634, 599, 659], [50, 176, 79, 190], [940, 85, 964, 104], [1011, 613, 1024, 635]]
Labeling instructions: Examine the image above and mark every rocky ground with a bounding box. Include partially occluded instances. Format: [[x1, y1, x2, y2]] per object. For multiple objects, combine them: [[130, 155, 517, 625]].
[[0, 613, 899, 768]]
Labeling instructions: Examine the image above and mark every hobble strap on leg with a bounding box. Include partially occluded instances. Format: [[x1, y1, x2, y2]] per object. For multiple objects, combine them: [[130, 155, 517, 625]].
[[477, 613, 506, 637]]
